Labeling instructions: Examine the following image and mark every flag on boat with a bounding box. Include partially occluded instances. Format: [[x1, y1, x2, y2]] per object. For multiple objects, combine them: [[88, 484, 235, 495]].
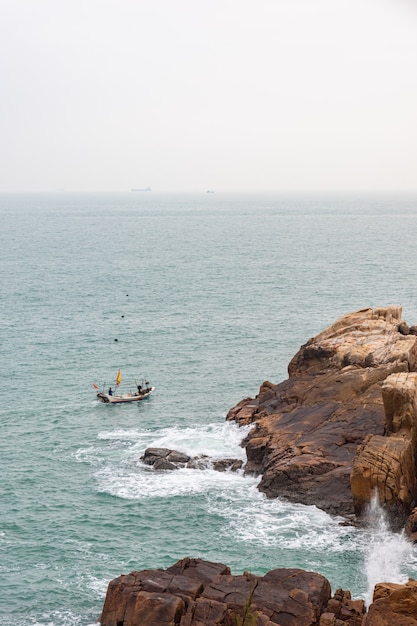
[[116, 369, 121, 386], [93, 383, 99, 389]]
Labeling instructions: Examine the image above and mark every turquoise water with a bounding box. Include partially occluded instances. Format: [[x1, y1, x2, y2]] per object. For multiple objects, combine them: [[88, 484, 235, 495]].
[[1, 192, 417, 625]]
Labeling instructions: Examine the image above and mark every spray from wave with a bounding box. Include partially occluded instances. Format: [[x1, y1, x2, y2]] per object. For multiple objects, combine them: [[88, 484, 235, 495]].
[[363, 491, 413, 606]]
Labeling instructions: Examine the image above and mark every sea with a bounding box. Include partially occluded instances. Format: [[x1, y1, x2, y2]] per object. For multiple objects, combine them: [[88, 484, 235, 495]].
[[1, 191, 417, 625]]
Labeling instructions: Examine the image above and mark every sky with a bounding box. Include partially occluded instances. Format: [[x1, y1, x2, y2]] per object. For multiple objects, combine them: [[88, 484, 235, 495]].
[[1, 0, 416, 193]]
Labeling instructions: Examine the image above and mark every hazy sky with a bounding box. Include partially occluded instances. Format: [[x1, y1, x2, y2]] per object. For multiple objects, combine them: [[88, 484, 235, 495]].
[[1, 0, 416, 192]]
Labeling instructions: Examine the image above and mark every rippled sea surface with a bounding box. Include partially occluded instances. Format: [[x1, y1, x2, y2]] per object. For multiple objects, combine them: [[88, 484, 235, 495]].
[[1, 192, 417, 625]]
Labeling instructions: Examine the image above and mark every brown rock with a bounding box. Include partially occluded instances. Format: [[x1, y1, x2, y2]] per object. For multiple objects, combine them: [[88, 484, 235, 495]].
[[99, 559, 417, 626], [399, 322, 410, 335], [351, 372, 417, 524], [322, 588, 365, 626], [181, 597, 228, 625], [124, 591, 185, 626], [226, 397, 258, 425], [99, 559, 331, 626], [382, 372, 417, 436], [351, 434, 415, 522], [227, 306, 417, 518], [405, 507, 417, 542], [363, 579, 417, 625], [212, 459, 243, 472]]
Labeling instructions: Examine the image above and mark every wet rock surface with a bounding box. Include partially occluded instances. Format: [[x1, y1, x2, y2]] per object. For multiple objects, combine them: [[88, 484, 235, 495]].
[[141, 447, 243, 472]]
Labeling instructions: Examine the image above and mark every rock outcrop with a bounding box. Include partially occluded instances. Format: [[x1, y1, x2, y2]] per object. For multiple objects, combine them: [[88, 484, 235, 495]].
[[100, 557, 417, 625], [363, 580, 417, 625], [351, 372, 417, 526], [226, 306, 417, 522], [99, 557, 365, 626], [141, 447, 243, 472]]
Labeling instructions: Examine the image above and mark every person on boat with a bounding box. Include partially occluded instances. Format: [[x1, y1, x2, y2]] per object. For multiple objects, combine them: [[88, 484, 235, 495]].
[[137, 384, 142, 394], [108, 387, 113, 395]]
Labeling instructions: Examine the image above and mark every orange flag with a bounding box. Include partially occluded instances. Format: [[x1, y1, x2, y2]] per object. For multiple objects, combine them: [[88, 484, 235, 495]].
[[116, 369, 121, 386]]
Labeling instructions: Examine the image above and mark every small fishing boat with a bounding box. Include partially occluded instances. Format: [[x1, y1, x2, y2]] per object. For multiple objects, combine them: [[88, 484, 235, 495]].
[[96, 387, 154, 404], [94, 370, 154, 404]]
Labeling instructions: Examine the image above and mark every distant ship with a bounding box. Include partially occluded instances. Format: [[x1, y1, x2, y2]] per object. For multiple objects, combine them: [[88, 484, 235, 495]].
[[131, 186, 152, 192], [206, 190, 215, 193]]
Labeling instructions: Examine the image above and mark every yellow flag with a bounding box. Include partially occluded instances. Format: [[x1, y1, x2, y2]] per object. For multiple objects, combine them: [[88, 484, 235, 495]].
[[116, 369, 121, 386]]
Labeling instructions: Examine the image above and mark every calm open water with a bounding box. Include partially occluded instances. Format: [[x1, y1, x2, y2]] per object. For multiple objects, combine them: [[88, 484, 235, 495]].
[[1, 191, 417, 625]]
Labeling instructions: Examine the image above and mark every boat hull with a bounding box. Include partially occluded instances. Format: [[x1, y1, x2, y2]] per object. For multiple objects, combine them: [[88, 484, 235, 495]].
[[97, 387, 154, 404]]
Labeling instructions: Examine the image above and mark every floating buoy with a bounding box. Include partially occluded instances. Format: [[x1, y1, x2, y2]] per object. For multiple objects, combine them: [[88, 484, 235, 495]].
[[114, 338, 118, 342], [121, 315, 124, 318]]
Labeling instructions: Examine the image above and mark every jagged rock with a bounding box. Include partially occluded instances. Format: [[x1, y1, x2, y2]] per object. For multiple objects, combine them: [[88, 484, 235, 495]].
[[186, 454, 212, 469], [226, 306, 417, 519], [168, 450, 193, 464], [99, 557, 332, 626], [141, 448, 191, 469], [405, 508, 417, 542], [363, 579, 417, 625], [350, 371, 417, 526], [153, 458, 178, 470], [140, 448, 243, 473], [99, 558, 378, 625], [227, 397, 259, 426], [141, 447, 188, 466], [212, 458, 243, 472], [322, 588, 365, 626]]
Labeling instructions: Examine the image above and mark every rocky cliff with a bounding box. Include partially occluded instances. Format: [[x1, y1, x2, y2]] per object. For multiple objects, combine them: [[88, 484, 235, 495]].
[[227, 306, 417, 526]]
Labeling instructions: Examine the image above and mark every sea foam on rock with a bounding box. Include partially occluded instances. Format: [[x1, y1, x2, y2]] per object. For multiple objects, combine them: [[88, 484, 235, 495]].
[[140, 447, 243, 472]]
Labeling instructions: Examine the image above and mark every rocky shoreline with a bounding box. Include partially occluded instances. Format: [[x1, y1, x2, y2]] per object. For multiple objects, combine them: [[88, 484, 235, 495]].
[[99, 557, 417, 625], [227, 306, 417, 532], [99, 306, 417, 624]]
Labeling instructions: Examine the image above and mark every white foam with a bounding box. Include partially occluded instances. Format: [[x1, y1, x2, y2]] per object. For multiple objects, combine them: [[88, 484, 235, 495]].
[[136, 421, 252, 460], [2, 609, 94, 626], [95, 463, 254, 500], [72, 446, 102, 465], [209, 483, 355, 551], [95, 421, 251, 460], [87, 575, 109, 598], [94, 421, 254, 499], [363, 493, 415, 606], [97, 428, 145, 442]]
